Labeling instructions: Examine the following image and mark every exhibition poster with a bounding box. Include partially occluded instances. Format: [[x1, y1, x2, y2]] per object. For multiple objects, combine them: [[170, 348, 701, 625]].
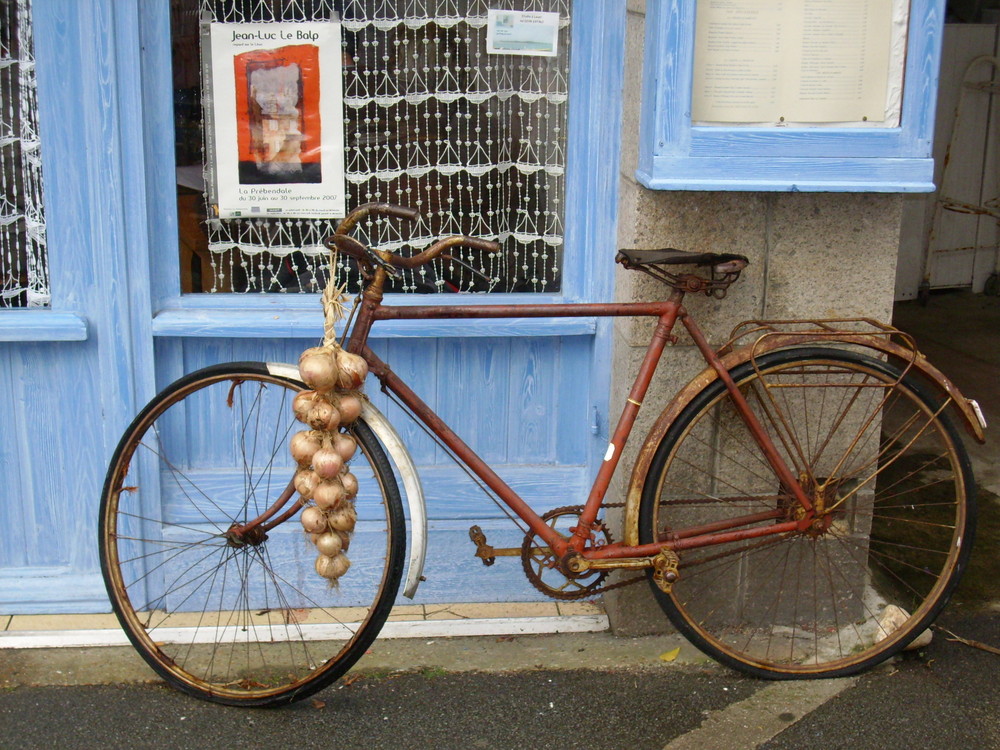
[[208, 21, 346, 218]]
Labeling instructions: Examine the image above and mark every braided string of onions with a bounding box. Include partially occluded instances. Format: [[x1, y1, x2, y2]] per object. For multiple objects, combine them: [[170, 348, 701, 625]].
[[291, 343, 369, 586]]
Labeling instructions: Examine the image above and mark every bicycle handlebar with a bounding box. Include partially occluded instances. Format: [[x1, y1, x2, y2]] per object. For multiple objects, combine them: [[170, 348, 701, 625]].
[[397, 234, 501, 268], [334, 202, 420, 236], [326, 203, 502, 276]]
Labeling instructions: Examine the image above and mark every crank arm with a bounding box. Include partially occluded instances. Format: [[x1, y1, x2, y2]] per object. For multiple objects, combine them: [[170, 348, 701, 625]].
[[468, 525, 551, 565], [567, 550, 680, 592], [569, 556, 653, 571], [484, 546, 546, 557]]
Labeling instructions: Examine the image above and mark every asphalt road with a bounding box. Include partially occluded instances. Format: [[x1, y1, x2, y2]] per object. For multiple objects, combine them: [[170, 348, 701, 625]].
[[0, 609, 997, 750], [0, 669, 758, 750], [761, 609, 1000, 750]]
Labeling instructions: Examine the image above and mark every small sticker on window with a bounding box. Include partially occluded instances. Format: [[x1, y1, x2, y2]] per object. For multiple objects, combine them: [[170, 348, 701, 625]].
[[486, 10, 560, 58]]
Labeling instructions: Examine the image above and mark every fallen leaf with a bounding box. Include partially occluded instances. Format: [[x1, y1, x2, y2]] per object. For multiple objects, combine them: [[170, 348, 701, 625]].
[[311, 699, 326, 709], [659, 647, 681, 662]]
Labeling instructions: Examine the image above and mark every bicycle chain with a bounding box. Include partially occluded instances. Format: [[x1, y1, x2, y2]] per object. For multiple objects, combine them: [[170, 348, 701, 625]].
[[520, 503, 646, 601], [522, 505, 799, 601]]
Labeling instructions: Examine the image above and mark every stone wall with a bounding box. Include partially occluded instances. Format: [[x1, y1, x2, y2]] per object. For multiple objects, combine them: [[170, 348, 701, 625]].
[[604, 2, 905, 635]]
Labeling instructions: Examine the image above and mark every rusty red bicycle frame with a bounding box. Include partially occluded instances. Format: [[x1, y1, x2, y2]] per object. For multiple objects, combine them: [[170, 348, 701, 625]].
[[344, 287, 815, 569]]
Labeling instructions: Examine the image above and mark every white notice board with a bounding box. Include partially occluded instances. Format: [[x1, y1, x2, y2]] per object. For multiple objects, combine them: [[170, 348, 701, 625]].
[[692, 0, 909, 126]]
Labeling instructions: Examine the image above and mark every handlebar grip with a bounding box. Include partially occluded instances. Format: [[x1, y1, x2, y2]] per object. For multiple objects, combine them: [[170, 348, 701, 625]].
[[460, 236, 502, 253], [371, 203, 420, 222], [335, 203, 420, 236]]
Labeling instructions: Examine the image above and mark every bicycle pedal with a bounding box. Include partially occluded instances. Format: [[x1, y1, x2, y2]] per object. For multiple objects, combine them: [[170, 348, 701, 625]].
[[468, 525, 496, 566]]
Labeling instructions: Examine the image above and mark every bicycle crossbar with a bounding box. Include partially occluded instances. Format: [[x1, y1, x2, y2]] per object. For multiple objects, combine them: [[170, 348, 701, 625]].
[[374, 301, 676, 321]]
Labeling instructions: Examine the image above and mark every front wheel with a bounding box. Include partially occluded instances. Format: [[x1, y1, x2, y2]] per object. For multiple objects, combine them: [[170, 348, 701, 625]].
[[99, 362, 405, 706], [639, 348, 976, 678]]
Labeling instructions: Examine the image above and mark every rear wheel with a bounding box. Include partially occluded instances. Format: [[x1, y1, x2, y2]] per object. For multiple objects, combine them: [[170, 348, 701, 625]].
[[99, 362, 405, 706], [639, 348, 975, 678]]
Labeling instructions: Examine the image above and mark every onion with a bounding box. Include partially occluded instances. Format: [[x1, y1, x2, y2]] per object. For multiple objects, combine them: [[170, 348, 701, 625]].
[[299, 349, 339, 392], [336, 349, 369, 390], [313, 478, 346, 510], [337, 530, 351, 552], [307, 399, 341, 431], [293, 468, 321, 499], [314, 531, 343, 557], [328, 503, 358, 532], [300, 505, 328, 534], [315, 553, 351, 580], [341, 471, 359, 498], [290, 430, 323, 466], [332, 433, 357, 462], [292, 390, 318, 423], [336, 393, 363, 425], [312, 447, 344, 480], [299, 345, 329, 359]]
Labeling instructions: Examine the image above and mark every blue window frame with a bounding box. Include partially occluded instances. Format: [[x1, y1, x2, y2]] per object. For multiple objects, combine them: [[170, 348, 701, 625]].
[[636, 0, 946, 192], [139, 0, 626, 340]]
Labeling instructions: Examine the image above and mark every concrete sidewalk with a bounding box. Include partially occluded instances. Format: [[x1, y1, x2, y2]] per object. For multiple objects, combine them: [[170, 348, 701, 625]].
[[0, 600, 607, 650]]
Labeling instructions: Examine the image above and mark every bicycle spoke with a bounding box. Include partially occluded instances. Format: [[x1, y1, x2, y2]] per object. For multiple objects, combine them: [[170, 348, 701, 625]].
[[140, 431, 234, 532]]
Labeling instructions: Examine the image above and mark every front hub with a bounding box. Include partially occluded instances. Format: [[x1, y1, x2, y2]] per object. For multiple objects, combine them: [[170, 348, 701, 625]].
[[224, 524, 268, 548]]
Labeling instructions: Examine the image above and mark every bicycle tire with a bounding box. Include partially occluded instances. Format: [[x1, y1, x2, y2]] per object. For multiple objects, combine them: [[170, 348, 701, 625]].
[[639, 347, 976, 678], [99, 362, 405, 706]]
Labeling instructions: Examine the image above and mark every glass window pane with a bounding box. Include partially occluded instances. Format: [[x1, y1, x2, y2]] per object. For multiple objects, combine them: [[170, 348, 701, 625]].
[[172, 0, 571, 294], [1, 0, 49, 309]]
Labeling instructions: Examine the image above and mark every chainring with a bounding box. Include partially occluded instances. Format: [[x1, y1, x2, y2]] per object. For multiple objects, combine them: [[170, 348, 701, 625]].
[[520, 505, 613, 600]]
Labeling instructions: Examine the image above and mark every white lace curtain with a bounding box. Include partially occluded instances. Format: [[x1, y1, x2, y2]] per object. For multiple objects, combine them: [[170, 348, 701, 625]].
[[1, 0, 49, 308], [190, 0, 571, 293]]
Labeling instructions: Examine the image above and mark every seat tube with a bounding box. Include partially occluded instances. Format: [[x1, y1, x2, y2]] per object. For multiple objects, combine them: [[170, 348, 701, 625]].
[[572, 293, 685, 548]]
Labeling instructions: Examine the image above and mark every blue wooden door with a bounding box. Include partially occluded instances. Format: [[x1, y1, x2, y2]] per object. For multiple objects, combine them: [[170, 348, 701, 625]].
[[0, 0, 625, 614], [0, 0, 156, 613]]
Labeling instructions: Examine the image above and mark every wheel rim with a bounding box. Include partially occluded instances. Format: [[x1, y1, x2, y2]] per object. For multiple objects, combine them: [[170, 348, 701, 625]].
[[644, 353, 971, 675], [101, 370, 402, 703]]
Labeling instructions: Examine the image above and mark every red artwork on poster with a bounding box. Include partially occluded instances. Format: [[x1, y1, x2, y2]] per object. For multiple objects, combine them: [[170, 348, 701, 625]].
[[233, 44, 322, 184]]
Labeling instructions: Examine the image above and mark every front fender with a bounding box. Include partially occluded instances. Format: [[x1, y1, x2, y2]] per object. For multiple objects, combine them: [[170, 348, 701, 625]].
[[622, 334, 987, 547], [266, 362, 426, 598]]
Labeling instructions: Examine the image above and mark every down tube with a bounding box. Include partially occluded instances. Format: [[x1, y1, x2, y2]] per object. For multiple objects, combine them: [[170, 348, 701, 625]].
[[360, 345, 569, 553]]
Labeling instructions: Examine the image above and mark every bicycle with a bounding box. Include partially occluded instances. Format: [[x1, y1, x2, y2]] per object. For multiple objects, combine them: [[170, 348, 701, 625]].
[[99, 203, 987, 707]]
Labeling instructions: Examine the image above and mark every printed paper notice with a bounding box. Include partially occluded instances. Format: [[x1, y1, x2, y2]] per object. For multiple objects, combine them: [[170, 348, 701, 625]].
[[692, 0, 898, 124], [208, 21, 346, 219], [486, 9, 560, 57]]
